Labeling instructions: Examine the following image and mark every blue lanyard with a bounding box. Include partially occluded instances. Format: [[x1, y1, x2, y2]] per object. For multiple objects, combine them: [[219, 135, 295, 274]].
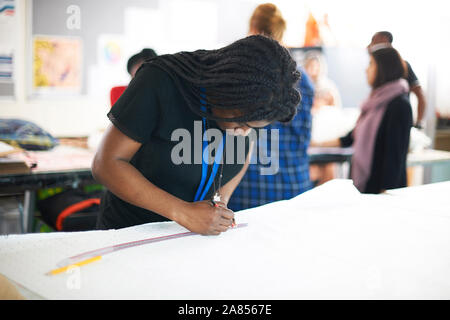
[[193, 102, 225, 202]]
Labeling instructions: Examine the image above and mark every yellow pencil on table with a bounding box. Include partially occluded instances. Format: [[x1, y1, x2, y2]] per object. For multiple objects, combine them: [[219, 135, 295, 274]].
[[46, 255, 102, 276]]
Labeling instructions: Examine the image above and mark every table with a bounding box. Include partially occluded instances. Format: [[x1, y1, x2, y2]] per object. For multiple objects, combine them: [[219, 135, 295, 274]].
[[1, 179, 449, 299], [407, 149, 450, 184], [0, 146, 97, 233], [3, 146, 449, 234], [308, 147, 450, 182], [407, 148, 450, 166], [308, 146, 353, 165], [308, 146, 353, 179]]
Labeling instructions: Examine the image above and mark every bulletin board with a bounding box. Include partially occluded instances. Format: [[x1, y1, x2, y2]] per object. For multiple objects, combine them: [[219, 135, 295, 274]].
[[0, 0, 16, 99], [29, 0, 158, 97]]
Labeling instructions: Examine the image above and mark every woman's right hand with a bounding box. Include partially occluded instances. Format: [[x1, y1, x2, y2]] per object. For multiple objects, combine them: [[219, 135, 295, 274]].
[[176, 200, 235, 235]]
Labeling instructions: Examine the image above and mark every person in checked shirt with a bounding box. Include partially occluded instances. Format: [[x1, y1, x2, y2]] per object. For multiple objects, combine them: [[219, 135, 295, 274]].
[[228, 3, 314, 211]]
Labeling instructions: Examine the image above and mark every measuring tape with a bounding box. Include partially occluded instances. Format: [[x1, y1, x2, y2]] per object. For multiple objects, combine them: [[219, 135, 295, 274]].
[[56, 223, 248, 268]]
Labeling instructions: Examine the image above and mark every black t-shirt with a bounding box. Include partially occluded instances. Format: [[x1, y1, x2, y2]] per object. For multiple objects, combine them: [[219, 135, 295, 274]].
[[340, 94, 412, 194], [405, 61, 419, 89], [97, 63, 248, 229]]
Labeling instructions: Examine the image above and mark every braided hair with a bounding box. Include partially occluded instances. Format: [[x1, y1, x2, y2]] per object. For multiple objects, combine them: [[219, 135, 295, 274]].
[[144, 35, 301, 123]]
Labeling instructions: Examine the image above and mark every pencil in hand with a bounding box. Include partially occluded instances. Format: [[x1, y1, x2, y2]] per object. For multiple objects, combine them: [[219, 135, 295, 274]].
[[210, 199, 236, 228]]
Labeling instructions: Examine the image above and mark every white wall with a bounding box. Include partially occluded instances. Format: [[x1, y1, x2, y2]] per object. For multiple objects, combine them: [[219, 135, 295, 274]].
[[1, 0, 449, 137]]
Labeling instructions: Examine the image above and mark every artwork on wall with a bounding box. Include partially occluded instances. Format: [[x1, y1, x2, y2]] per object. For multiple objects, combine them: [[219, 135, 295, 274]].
[[0, 0, 15, 98], [0, 0, 14, 18], [32, 35, 82, 96], [98, 35, 124, 67], [86, 34, 128, 99], [0, 51, 13, 83], [0, 0, 15, 81]]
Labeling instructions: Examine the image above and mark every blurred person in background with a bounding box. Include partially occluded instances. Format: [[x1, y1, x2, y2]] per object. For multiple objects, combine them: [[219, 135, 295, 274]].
[[304, 50, 343, 186], [228, 3, 315, 211], [311, 46, 412, 193], [368, 31, 426, 129], [127, 48, 157, 78], [110, 48, 158, 106], [303, 50, 342, 112]]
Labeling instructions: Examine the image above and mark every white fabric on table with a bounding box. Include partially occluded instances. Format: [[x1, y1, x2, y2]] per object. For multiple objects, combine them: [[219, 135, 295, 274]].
[[1, 179, 449, 299]]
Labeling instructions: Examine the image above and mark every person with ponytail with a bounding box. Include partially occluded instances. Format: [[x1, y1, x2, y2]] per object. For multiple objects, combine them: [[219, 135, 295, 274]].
[[92, 35, 301, 234], [312, 46, 412, 193], [228, 3, 315, 211]]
